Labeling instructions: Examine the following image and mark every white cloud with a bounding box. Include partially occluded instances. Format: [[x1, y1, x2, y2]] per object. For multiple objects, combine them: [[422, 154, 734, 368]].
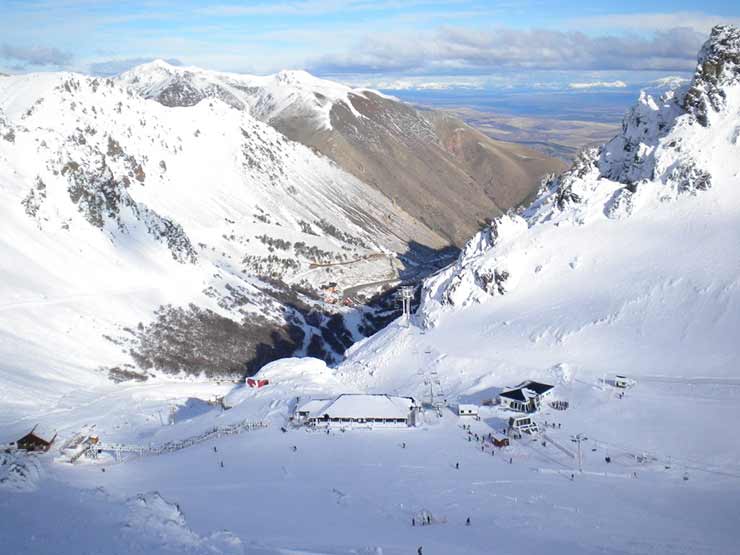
[[352, 77, 485, 91], [310, 25, 707, 75], [565, 12, 740, 35], [568, 80, 627, 89], [1, 43, 73, 66]]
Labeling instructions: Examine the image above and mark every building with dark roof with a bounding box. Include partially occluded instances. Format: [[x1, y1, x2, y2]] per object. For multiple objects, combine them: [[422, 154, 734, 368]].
[[15, 425, 57, 452], [498, 381, 554, 413]]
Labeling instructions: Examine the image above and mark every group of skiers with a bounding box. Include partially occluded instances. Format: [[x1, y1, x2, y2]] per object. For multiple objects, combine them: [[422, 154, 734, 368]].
[[411, 516, 471, 527]]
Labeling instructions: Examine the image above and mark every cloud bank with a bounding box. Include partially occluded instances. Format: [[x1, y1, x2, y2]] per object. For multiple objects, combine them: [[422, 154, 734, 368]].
[[310, 26, 706, 76], [569, 80, 627, 89], [0, 44, 72, 66]]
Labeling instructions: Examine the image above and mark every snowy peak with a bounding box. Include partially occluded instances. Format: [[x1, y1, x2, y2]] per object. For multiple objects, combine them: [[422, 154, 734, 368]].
[[413, 25, 740, 322], [684, 24, 740, 126], [119, 61, 367, 129]]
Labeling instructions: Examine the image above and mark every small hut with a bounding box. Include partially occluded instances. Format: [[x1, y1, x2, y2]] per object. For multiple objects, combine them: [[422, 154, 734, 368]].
[[16, 425, 57, 452], [457, 404, 479, 417]]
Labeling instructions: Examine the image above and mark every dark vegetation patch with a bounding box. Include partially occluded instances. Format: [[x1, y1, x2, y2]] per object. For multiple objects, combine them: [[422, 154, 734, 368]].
[[107, 366, 149, 383], [314, 218, 368, 248], [127, 304, 305, 378]]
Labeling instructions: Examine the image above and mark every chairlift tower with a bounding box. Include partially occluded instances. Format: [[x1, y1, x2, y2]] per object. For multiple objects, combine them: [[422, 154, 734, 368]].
[[399, 286, 414, 326], [570, 433, 588, 472], [421, 355, 447, 416]]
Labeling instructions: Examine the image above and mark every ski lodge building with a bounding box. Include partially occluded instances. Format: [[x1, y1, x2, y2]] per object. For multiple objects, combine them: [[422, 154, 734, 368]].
[[294, 394, 418, 427], [15, 425, 57, 452], [498, 381, 554, 413]]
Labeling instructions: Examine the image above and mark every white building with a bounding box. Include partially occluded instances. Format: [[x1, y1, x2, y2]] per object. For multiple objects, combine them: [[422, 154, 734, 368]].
[[457, 404, 479, 417], [498, 381, 554, 413], [295, 394, 417, 427]]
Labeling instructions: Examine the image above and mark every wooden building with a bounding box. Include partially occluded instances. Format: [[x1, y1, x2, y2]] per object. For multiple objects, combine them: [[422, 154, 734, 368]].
[[16, 425, 57, 452]]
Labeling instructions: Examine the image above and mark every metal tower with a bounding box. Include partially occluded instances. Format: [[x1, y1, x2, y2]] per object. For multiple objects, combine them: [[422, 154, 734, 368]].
[[400, 286, 414, 326]]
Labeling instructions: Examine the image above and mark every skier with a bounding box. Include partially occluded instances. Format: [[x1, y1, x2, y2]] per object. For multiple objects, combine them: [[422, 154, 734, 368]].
[[220, 461, 224, 468], [292, 445, 297, 452], [455, 462, 459, 469], [570, 473, 574, 480], [402, 442, 406, 449], [213, 446, 217, 453], [509, 457, 513, 464], [427, 515, 431, 525], [412, 518, 415, 527], [466, 517, 471, 526], [418, 547, 423, 555]]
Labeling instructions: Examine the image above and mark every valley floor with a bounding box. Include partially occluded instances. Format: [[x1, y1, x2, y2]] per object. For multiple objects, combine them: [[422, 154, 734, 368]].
[[2, 375, 739, 555]]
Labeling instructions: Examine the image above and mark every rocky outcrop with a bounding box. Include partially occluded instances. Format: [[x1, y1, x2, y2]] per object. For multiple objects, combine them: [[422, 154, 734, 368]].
[[684, 25, 740, 126]]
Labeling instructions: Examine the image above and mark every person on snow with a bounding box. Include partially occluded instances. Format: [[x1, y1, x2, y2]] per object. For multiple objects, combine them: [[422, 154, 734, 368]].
[[220, 461, 224, 468], [466, 517, 471, 526], [455, 462, 460, 469], [418, 547, 423, 555], [213, 446, 217, 453], [412, 518, 415, 527], [292, 445, 297, 452]]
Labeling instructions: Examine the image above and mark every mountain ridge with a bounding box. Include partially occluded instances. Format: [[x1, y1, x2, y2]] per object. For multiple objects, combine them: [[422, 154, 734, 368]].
[[119, 60, 565, 245]]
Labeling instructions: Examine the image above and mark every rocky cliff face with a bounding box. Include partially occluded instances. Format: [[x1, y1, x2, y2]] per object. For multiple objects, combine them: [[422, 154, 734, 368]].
[[684, 25, 740, 127]]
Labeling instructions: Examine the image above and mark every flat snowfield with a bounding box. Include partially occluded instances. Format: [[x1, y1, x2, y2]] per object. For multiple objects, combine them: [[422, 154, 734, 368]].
[[2, 376, 739, 554]]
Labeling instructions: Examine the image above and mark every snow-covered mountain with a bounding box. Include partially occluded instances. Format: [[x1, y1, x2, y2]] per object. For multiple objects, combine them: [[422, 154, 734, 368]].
[[119, 60, 564, 245], [3, 27, 740, 555], [0, 67, 455, 412], [336, 24, 740, 394]]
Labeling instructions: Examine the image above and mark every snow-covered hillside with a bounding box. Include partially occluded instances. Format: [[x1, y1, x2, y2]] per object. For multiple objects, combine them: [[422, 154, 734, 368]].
[[0, 67, 444, 414], [339, 24, 740, 395]]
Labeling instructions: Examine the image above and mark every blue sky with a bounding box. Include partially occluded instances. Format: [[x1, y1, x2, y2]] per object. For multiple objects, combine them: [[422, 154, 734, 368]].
[[2, 0, 740, 90]]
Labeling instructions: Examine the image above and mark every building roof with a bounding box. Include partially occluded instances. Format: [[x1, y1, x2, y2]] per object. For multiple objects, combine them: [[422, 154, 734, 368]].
[[521, 381, 554, 395], [298, 394, 415, 420], [499, 389, 527, 402], [499, 380, 554, 402], [20, 425, 57, 443]]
